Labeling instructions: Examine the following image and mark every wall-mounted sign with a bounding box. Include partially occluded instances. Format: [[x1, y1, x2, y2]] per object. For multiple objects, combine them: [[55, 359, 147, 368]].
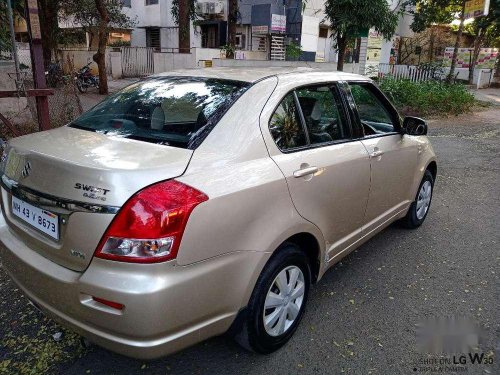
[[464, 0, 490, 19], [271, 14, 286, 33], [252, 25, 269, 34]]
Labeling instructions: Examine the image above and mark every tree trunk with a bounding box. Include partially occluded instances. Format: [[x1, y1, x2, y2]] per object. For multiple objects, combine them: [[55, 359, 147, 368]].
[[336, 35, 347, 71], [93, 0, 109, 95], [448, 1, 466, 83], [468, 28, 485, 84], [227, 0, 238, 59], [37, 0, 59, 67], [428, 26, 435, 62], [178, 0, 190, 53]]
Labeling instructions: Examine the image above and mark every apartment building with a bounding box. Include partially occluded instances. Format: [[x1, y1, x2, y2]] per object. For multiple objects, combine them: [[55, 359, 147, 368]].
[[122, 0, 336, 62]]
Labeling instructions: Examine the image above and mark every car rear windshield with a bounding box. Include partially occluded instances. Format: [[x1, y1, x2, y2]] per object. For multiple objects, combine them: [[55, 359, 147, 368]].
[[70, 77, 250, 149]]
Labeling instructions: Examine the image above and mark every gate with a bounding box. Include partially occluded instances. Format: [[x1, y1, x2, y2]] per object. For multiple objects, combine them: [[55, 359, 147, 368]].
[[121, 47, 154, 77]]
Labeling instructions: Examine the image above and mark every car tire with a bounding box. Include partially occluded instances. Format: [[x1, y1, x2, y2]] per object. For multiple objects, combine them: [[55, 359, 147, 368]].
[[235, 242, 311, 354], [400, 170, 434, 229]]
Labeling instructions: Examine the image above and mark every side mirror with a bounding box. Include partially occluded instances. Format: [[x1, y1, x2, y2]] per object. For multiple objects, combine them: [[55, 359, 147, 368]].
[[402, 116, 428, 136]]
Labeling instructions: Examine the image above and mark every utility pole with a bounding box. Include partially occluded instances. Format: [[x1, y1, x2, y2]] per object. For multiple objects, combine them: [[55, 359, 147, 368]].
[[6, 0, 21, 90], [25, 0, 51, 131]]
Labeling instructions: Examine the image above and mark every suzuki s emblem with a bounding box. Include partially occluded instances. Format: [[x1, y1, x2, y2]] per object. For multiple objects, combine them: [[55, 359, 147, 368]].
[[21, 161, 32, 178]]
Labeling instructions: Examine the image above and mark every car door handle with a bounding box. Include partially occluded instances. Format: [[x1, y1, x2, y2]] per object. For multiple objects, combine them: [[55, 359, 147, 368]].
[[369, 150, 384, 158], [293, 166, 319, 178]]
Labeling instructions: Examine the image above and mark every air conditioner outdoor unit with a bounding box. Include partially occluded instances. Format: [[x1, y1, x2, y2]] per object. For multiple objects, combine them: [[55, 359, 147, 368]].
[[196, 3, 208, 14], [197, 1, 224, 15], [212, 1, 224, 14]]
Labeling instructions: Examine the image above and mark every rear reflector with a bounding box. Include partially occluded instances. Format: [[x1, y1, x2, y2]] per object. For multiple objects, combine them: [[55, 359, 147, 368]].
[[92, 296, 124, 310]]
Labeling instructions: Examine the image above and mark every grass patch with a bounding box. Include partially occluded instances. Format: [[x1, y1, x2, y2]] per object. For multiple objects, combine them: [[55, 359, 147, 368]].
[[378, 78, 477, 117]]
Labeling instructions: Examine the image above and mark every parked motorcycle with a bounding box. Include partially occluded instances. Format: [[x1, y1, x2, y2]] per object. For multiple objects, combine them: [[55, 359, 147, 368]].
[[75, 62, 99, 93], [45, 62, 69, 88]]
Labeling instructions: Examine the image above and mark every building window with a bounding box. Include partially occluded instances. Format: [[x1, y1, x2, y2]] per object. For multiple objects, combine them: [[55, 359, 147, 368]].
[[146, 27, 161, 49], [145, 0, 159, 5], [319, 26, 328, 39], [121, 0, 131, 7]]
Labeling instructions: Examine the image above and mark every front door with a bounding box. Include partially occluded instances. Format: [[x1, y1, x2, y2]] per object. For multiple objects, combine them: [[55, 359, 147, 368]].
[[347, 82, 419, 233], [261, 84, 371, 261]]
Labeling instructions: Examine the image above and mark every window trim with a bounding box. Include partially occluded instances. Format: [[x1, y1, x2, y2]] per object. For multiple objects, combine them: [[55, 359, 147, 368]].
[[268, 82, 356, 154], [344, 81, 403, 139]]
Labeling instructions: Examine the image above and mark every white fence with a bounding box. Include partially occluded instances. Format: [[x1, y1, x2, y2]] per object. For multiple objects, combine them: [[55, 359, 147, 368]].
[[377, 63, 494, 88], [121, 47, 155, 77], [378, 64, 436, 82]]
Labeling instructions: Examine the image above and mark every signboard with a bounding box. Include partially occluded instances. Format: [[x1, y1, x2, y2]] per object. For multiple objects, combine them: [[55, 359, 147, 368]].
[[464, 0, 490, 19], [443, 47, 498, 68], [271, 14, 286, 33], [389, 36, 400, 65], [252, 25, 268, 34]]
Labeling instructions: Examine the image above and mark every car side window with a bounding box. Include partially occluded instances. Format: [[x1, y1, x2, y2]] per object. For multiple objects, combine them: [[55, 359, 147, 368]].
[[296, 86, 349, 144], [269, 93, 307, 151], [349, 83, 396, 135]]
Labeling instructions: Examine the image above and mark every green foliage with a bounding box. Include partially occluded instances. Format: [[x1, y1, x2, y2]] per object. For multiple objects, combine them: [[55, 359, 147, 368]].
[[406, 0, 461, 33], [108, 40, 131, 47], [324, 0, 400, 47], [0, 0, 25, 53], [286, 41, 303, 60], [378, 78, 476, 116], [58, 30, 87, 47], [464, 0, 500, 48], [61, 0, 137, 34], [171, 0, 198, 28], [220, 44, 235, 57]]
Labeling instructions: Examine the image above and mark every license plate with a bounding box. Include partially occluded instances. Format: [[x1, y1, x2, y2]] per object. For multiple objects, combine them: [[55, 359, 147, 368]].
[[11, 196, 59, 240]]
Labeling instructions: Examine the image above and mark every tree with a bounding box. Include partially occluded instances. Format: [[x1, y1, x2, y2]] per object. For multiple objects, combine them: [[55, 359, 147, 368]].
[[324, 0, 399, 71], [0, 0, 25, 53], [408, 0, 468, 82], [171, 0, 197, 53], [94, 0, 109, 95], [465, 1, 499, 84], [38, 0, 61, 67], [62, 0, 135, 94], [227, 0, 238, 58]]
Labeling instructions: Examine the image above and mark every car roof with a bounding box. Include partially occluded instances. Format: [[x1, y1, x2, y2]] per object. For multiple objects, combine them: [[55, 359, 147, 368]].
[[152, 67, 370, 84]]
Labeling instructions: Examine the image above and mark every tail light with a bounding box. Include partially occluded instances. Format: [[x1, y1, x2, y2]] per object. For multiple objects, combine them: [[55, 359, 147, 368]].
[[94, 180, 208, 263]]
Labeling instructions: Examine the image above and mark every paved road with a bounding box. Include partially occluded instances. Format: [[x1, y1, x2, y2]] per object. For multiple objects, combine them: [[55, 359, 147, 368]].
[[0, 109, 498, 375]]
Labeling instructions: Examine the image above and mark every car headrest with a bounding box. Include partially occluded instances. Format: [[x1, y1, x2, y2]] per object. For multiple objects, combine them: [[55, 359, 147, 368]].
[[298, 97, 322, 122], [151, 106, 165, 130], [310, 100, 322, 121]]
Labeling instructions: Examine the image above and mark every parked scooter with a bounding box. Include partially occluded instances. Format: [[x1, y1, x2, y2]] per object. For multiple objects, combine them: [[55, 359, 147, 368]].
[[75, 62, 99, 93]]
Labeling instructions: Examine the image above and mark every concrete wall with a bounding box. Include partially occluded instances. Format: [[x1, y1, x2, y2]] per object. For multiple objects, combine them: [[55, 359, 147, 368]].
[[58, 49, 98, 74], [211, 58, 363, 73], [152, 52, 198, 73], [195, 48, 223, 62]]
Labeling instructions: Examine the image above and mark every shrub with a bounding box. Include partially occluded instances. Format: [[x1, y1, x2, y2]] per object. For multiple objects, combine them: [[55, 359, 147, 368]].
[[378, 78, 476, 116]]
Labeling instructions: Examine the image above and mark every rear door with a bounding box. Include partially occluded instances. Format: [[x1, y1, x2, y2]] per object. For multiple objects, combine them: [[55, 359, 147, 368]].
[[346, 81, 419, 233], [260, 83, 371, 261]]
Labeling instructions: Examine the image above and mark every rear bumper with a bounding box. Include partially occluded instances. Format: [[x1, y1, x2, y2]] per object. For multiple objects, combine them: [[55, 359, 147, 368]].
[[0, 214, 270, 359]]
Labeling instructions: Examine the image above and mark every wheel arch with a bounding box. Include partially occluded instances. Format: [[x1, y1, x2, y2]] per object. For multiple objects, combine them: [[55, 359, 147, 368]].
[[284, 232, 322, 284], [426, 160, 437, 182]]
